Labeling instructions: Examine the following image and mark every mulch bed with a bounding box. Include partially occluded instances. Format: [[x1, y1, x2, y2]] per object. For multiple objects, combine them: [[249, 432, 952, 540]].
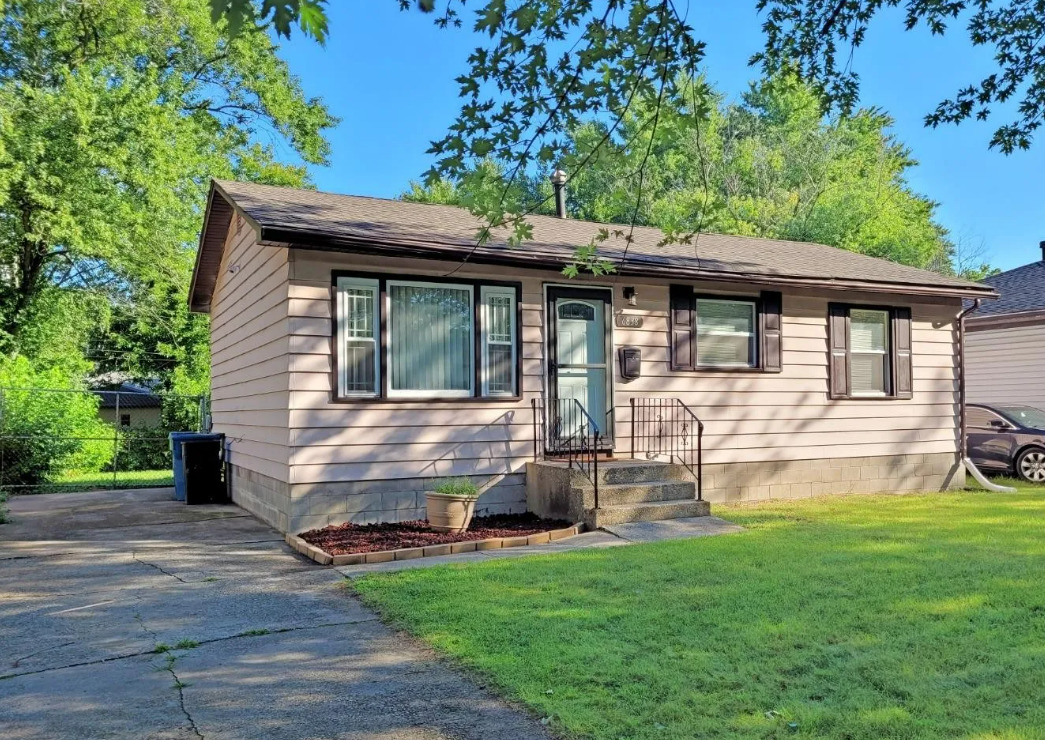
[[300, 513, 572, 556]]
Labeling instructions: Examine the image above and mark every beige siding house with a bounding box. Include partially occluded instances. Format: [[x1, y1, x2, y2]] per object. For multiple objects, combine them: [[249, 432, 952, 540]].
[[966, 248, 1045, 410], [190, 180, 995, 534]]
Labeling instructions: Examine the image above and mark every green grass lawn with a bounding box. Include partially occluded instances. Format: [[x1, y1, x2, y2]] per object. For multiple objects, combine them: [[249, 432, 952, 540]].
[[47, 468, 174, 491], [355, 489, 1045, 739]]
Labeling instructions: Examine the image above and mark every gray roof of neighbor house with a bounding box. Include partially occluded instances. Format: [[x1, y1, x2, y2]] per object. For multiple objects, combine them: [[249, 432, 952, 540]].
[[94, 382, 162, 409], [976, 260, 1045, 316], [190, 179, 996, 312]]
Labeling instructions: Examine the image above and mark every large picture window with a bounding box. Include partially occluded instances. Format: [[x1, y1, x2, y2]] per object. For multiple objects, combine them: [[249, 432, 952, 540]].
[[388, 281, 474, 397], [334, 274, 519, 400]]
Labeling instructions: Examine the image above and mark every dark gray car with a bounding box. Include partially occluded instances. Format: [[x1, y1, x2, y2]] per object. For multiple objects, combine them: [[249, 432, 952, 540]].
[[966, 403, 1045, 483]]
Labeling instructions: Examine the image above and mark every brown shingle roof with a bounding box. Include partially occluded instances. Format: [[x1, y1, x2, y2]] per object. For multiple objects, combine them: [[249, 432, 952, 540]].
[[190, 179, 995, 310]]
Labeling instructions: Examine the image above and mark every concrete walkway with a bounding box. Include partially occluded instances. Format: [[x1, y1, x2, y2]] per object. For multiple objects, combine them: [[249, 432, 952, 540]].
[[336, 516, 743, 578], [0, 490, 551, 740]]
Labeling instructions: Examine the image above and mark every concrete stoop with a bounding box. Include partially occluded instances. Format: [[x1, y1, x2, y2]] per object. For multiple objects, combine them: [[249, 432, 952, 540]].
[[526, 460, 710, 529]]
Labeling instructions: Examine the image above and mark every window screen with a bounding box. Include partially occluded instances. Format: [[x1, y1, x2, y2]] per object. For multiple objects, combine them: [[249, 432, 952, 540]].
[[850, 309, 890, 396], [696, 299, 757, 367], [388, 282, 474, 396], [337, 277, 379, 396]]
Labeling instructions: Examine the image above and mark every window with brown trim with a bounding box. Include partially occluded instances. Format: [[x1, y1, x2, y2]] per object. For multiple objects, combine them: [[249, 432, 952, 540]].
[[670, 286, 783, 372], [828, 304, 913, 400], [333, 272, 521, 401]]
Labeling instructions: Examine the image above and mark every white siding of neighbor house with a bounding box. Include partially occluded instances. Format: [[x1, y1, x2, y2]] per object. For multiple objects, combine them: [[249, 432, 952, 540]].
[[966, 323, 1045, 410], [98, 407, 162, 427], [209, 217, 291, 483], [285, 249, 961, 486]]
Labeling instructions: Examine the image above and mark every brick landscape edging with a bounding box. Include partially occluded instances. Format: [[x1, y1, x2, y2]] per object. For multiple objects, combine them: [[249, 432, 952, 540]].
[[285, 524, 584, 567]]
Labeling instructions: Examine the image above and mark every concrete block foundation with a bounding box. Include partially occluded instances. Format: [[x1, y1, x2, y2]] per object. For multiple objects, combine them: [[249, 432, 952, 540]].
[[232, 452, 964, 534]]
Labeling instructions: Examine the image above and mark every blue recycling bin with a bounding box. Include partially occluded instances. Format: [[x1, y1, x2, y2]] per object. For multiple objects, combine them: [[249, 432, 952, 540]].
[[169, 432, 224, 502]]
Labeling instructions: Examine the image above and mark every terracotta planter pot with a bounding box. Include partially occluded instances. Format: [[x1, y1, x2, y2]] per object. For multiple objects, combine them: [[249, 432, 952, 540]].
[[425, 492, 478, 533]]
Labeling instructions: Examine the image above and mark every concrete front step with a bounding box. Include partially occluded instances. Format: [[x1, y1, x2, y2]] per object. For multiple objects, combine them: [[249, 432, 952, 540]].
[[588, 499, 711, 528], [598, 461, 694, 485], [574, 480, 696, 505]]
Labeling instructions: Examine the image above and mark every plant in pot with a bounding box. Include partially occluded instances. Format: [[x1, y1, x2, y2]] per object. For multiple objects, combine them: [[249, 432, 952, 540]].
[[425, 478, 481, 533]]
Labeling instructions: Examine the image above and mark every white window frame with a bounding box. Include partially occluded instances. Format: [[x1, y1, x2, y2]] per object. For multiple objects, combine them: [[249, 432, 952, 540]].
[[386, 280, 475, 399], [849, 308, 891, 398], [480, 285, 518, 397], [695, 298, 758, 368], [336, 276, 380, 398]]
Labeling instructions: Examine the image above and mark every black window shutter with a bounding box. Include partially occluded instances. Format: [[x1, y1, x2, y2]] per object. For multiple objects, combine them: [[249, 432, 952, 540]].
[[828, 304, 850, 399], [669, 285, 695, 371], [760, 291, 783, 372], [892, 307, 913, 399]]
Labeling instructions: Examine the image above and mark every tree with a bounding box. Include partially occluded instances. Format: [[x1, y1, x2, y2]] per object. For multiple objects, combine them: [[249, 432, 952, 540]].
[[406, 74, 989, 277], [755, 0, 1045, 154], [0, 0, 335, 363], [212, 0, 1045, 170]]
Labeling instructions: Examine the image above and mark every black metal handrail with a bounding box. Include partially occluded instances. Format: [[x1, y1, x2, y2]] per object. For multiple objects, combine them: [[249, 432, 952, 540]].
[[629, 397, 704, 501], [531, 396, 601, 509]]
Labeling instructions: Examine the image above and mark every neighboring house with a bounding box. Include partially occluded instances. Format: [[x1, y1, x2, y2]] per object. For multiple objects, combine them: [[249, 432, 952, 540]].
[[94, 382, 163, 427], [965, 244, 1045, 410], [189, 179, 995, 534]]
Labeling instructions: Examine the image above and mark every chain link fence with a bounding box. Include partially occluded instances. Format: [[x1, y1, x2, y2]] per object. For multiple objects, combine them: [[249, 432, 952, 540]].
[[0, 386, 208, 495]]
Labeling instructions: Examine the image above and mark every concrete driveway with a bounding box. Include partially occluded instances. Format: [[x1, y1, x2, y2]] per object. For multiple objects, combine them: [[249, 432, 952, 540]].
[[0, 489, 550, 740]]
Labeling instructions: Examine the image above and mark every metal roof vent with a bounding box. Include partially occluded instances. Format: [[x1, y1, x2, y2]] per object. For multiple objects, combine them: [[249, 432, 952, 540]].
[[551, 169, 568, 219]]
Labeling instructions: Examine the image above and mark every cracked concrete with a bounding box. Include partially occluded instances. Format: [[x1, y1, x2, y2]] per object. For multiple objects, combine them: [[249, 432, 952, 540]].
[[0, 489, 552, 739]]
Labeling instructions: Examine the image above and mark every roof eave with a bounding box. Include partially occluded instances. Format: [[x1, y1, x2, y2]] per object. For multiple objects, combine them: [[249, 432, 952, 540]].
[[966, 307, 1045, 332], [258, 226, 998, 301], [189, 180, 261, 313]]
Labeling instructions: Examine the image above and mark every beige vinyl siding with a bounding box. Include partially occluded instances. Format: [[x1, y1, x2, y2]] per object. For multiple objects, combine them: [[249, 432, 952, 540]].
[[965, 323, 1045, 409], [611, 286, 959, 465], [286, 250, 961, 485], [209, 216, 291, 484], [287, 252, 539, 487]]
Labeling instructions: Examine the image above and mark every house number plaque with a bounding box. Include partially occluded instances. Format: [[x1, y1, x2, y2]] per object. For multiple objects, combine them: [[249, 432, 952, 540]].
[[615, 314, 643, 329]]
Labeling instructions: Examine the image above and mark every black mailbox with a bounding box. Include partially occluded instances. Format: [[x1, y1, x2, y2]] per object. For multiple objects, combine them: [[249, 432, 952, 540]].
[[619, 347, 642, 380]]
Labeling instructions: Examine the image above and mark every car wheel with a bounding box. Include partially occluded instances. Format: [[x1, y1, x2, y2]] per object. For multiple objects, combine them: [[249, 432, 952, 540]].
[[1016, 447, 1045, 484]]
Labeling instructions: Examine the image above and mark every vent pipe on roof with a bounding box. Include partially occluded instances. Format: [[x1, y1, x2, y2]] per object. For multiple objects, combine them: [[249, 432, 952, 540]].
[[551, 169, 568, 219], [1040, 240, 1045, 262]]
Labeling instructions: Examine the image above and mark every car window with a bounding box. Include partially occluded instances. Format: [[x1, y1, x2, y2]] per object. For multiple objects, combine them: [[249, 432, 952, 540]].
[[997, 406, 1045, 429], [968, 407, 1009, 430]]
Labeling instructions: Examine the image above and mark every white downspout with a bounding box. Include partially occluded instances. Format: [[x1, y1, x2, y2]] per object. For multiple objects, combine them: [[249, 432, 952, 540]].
[[963, 458, 1016, 492], [957, 298, 1017, 493]]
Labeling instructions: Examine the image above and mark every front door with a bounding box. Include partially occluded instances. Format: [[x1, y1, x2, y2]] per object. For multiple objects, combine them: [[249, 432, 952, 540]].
[[547, 286, 613, 450]]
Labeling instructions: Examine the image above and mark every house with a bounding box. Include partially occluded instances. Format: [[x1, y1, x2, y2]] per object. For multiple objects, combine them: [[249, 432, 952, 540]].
[[965, 244, 1045, 410], [189, 179, 996, 534], [94, 382, 163, 428]]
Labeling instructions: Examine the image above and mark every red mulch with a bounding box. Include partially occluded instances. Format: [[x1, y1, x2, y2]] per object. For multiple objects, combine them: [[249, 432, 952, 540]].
[[299, 513, 573, 555]]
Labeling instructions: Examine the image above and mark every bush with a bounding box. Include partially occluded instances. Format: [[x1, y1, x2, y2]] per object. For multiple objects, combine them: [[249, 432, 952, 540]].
[[433, 477, 481, 498], [0, 356, 114, 490], [112, 424, 172, 472]]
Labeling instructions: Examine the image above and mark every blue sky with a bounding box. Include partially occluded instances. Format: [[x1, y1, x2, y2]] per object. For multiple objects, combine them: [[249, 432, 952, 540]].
[[276, 3, 1043, 271]]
